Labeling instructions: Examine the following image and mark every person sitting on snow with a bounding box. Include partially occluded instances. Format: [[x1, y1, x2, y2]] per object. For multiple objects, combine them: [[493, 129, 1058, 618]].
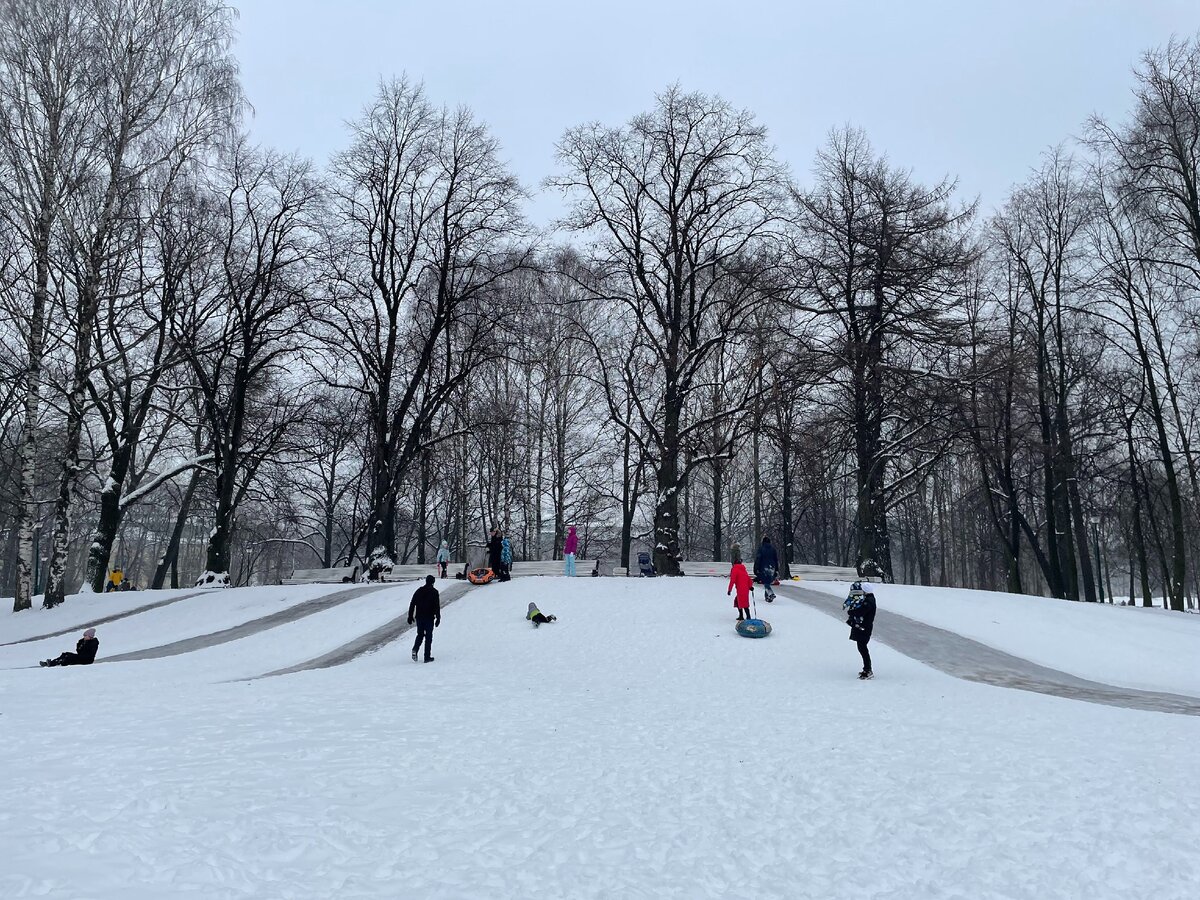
[[526, 602, 557, 627], [41, 628, 100, 667], [727, 554, 754, 621]]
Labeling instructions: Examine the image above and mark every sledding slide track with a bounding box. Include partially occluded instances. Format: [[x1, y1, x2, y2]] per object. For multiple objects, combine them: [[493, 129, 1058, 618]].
[[97, 583, 396, 664], [244, 582, 474, 680], [0, 590, 212, 647], [778, 584, 1200, 717]]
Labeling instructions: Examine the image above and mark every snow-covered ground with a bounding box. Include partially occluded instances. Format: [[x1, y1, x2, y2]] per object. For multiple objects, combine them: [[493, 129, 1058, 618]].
[[2, 577, 1197, 899], [799, 580, 1200, 696]]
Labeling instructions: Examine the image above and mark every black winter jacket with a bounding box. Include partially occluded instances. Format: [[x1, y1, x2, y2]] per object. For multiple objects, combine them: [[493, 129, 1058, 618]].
[[76, 637, 99, 664], [487, 535, 503, 570], [754, 542, 778, 578], [848, 593, 877, 642], [408, 585, 441, 623]]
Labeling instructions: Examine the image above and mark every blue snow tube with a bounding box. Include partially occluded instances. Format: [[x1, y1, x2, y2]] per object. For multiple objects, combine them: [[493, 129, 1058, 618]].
[[736, 618, 772, 638]]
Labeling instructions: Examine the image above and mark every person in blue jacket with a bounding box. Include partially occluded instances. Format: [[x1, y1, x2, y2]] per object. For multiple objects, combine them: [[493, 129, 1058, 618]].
[[753, 536, 778, 602]]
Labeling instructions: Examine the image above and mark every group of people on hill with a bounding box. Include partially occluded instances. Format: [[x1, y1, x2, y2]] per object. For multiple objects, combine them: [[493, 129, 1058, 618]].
[[484, 525, 578, 580], [728, 535, 877, 680]]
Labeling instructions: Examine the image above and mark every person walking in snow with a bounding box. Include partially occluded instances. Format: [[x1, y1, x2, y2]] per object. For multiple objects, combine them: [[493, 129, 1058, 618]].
[[753, 536, 778, 602], [843, 581, 877, 680], [727, 553, 754, 621], [563, 525, 578, 577], [526, 601, 557, 626], [499, 534, 513, 582], [408, 575, 441, 663], [436, 540, 450, 578], [40, 628, 100, 667]]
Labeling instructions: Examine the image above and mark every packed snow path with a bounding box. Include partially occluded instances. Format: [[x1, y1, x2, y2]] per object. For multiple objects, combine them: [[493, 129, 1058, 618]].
[[0, 589, 210, 646], [779, 584, 1200, 716], [97, 583, 395, 664], [250, 582, 473, 679]]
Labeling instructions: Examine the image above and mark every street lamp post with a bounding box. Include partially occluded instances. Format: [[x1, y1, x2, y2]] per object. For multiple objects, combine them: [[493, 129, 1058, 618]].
[[1090, 515, 1105, 604]]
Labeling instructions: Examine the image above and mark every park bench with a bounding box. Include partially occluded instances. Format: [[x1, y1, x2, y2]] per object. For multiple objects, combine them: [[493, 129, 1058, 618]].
[[282, 564, 360, 585], [677, 562, 859, 581], [508, 559, 603, 577], [385, 563, 461, 581]]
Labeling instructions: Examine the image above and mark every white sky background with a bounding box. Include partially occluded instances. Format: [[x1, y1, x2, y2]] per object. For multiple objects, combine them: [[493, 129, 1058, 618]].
[[233, 0, 1198, 225]]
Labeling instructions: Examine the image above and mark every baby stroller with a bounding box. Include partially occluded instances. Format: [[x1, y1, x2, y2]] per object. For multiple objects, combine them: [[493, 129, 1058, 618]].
[[637, 551, 657, 578]]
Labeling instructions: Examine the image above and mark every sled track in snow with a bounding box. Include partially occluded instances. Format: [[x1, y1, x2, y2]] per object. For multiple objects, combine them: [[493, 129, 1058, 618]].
[[244, 582, 474, 679], [0, 590, 212, 647], [779, 584, 1200, 717], [97, 584, 398, 664]]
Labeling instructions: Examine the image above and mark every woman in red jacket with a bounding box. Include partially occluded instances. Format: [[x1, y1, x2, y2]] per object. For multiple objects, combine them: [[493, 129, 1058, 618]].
[[727, 556, 753, 621]]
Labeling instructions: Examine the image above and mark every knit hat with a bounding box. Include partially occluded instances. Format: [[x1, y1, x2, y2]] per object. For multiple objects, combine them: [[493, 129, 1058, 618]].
[[83, 628, 96, 639], [527, 602, 537, 613]]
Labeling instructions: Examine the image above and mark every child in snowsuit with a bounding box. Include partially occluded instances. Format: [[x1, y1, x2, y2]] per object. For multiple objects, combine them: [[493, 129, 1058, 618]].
[[843, 582, 877, 679], [41, 628, 99, 667], [436, 540, 450, 578], [728, 557, 753, 621], [526, 602, 557, 626]]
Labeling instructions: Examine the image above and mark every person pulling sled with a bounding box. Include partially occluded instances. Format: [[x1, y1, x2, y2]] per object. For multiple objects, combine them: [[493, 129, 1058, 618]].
[[727, 553, 754, 621]]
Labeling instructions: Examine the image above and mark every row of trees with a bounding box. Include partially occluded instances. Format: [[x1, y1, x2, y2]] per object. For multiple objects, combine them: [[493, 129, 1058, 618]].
[[2, 3, 1197, 613]]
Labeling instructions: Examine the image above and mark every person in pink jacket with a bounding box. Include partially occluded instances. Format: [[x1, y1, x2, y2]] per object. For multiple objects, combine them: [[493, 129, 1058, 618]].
[[727, 556, 754, 621], [563, 526, 578, 576]]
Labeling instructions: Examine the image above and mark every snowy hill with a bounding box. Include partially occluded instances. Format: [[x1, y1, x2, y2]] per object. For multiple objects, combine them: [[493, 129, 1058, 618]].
[[2, 578, 1198, 899]]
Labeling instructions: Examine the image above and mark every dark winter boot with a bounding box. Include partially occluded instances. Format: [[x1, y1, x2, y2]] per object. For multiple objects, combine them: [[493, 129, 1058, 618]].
[[424, 656, 435, 663], [858, 670, 874, 680], [411, 649, 418, 662]]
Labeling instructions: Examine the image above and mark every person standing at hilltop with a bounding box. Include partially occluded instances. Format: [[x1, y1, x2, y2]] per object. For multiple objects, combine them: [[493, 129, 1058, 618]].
[[563, 525, 578, 577]]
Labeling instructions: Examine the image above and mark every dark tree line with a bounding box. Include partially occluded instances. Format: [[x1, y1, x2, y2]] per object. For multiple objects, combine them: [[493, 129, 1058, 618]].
[[2, 9, 1198, 616]]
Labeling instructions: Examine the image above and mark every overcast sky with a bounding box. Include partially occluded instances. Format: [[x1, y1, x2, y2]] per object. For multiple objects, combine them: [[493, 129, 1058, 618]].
[[233, 0, 1197, 224]]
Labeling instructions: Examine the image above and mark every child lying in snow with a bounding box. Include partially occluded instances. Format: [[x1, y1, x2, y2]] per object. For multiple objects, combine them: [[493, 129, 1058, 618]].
[[526, 602, 557, 626]]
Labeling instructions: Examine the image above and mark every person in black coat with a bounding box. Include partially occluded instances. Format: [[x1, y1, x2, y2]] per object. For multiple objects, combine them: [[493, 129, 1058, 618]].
[[41, 628, 100, 667], [843, 582, 877, 679], [487, 528, 503, 574], [753, 536, 779, 602], [407, 575, 441, 663]]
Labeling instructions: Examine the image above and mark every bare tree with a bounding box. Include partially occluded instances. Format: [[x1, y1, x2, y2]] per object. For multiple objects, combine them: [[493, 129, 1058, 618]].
[[792, 128, 975, 580], [186, 142, 319, 586], [323, 78, 529, 578], [551, 86, 787, 575]]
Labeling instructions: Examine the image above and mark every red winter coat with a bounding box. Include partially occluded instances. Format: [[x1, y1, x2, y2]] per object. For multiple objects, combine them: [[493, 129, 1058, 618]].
[[728, 562, 752, 608]]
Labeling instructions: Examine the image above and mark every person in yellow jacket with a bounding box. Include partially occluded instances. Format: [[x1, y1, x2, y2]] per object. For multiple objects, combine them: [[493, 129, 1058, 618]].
[[105, 569, 124, 593]]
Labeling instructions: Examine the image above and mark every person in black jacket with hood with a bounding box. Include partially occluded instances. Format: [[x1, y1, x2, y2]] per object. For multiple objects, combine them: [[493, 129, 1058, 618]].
[[843, 582, 877, 679], [753, 536, 778, 602], [41, 628, 100, 667], [408, 575, 441, 663]]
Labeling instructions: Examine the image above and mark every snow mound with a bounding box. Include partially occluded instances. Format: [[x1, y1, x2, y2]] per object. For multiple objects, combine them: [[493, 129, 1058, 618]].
[[1, 578, 1197, 899]]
